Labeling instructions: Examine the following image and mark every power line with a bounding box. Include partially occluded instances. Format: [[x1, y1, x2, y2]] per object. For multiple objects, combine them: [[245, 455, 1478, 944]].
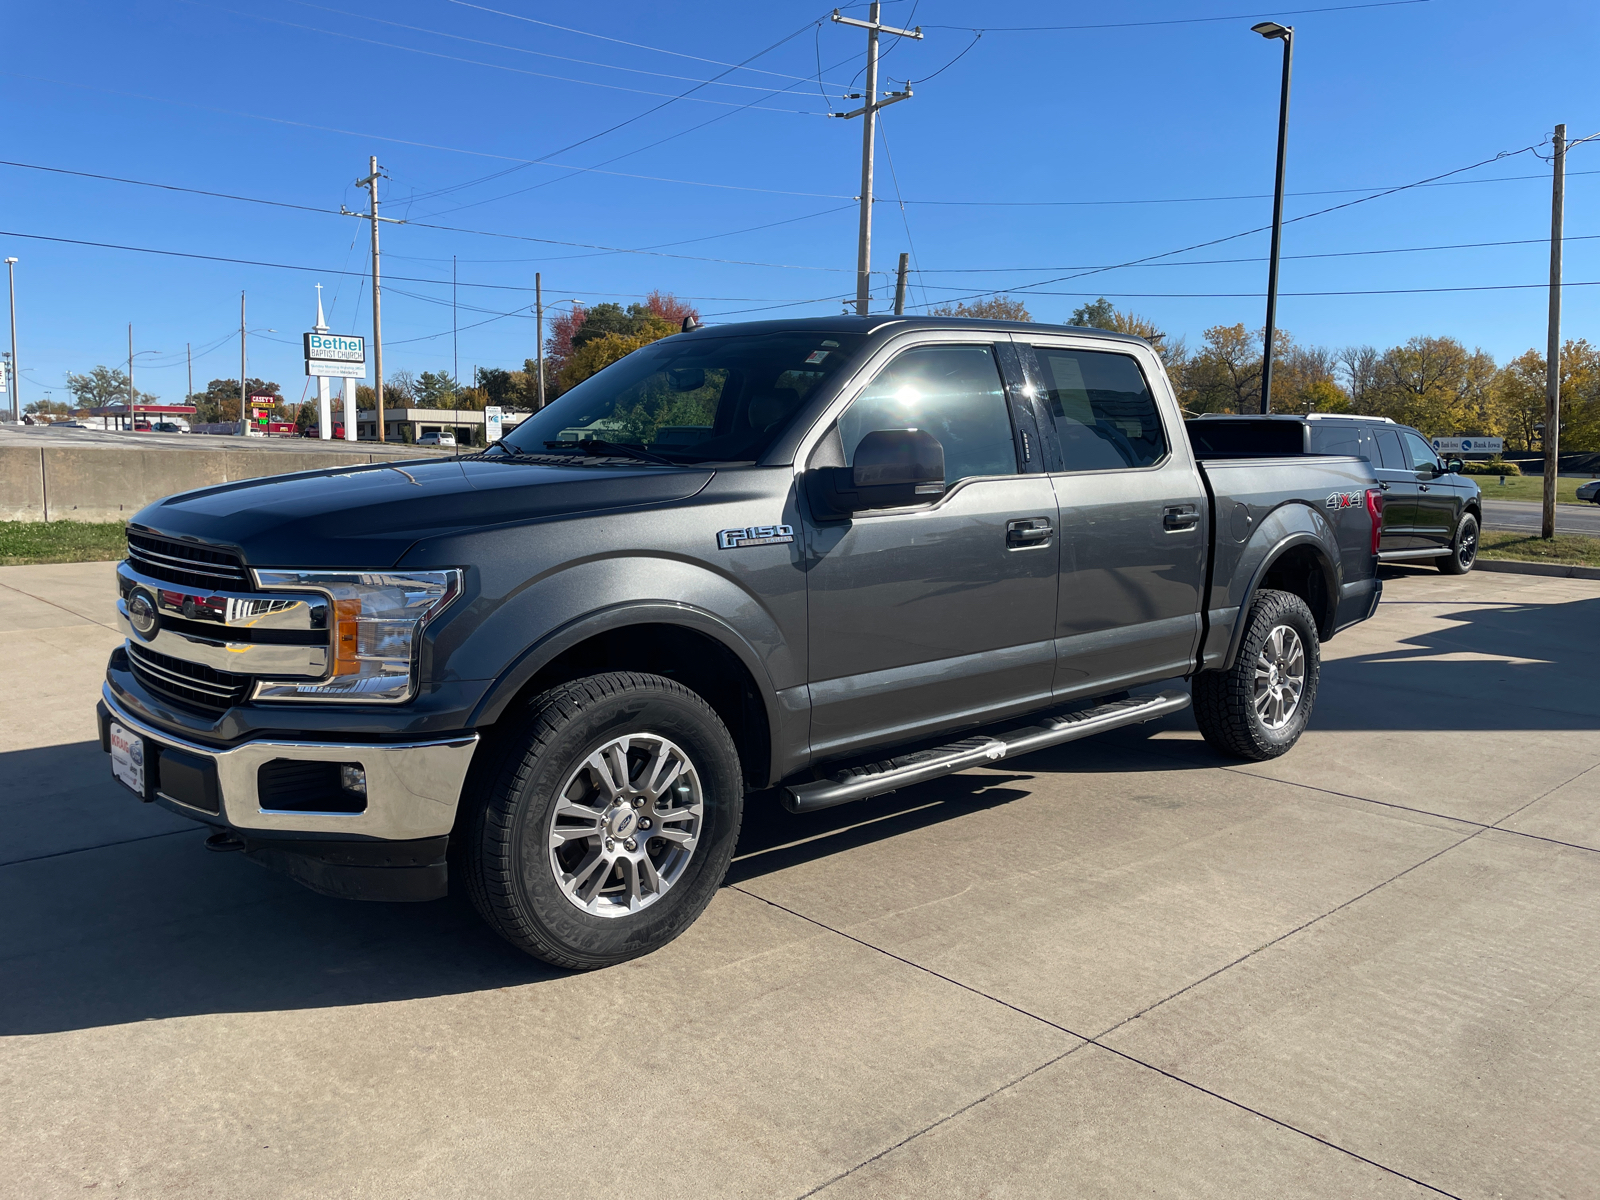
[[444, 0, 847, 85], [923, 0, 1429, 33], [176, 1, 832, 115], [283, 0, 857, 92]]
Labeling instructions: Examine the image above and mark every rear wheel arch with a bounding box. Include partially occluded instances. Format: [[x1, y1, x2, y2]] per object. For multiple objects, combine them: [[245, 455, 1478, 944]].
[[1221, 523, 1340, 670]]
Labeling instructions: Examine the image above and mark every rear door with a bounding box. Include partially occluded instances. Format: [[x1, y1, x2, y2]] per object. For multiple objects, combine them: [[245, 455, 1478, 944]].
[[1019, 339, 1208, 699], [803, 337, 1060, 760], [1369, 426, 1423, 550]]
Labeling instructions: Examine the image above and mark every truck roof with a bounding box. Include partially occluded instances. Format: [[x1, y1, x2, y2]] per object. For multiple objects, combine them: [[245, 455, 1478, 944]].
[[684, 314, 1152, 347]]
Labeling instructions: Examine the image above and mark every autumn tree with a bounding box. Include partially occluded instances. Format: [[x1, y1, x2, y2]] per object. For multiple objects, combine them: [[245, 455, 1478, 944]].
[[929, 295, 1032, 321], [66, 365, 157, 408], [190, 377, 280, 423]]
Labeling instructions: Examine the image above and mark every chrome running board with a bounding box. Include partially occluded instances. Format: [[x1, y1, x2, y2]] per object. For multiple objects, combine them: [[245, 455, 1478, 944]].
[[781, 689, 1191, 814]]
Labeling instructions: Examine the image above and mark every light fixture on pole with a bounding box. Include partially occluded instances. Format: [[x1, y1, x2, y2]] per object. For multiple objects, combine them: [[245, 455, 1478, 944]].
[[1252, 20, 1293, 415]]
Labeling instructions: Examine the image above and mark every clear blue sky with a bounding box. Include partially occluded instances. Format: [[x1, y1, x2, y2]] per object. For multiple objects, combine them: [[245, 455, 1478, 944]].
[[5, 0, 1598, 407]]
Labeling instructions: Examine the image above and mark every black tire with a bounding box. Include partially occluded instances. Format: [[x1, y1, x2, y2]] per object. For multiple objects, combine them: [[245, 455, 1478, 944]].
[[1436, 511, 1479, 575], [1192, 589, 1321, 761], [459, 672, 743, 970]]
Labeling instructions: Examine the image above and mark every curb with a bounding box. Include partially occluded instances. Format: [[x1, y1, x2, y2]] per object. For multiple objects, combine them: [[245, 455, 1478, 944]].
[[1475, 558, 1600, 581]]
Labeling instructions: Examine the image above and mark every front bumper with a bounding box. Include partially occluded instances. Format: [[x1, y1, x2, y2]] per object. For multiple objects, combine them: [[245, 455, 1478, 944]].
[[98, 683, 478, 841]]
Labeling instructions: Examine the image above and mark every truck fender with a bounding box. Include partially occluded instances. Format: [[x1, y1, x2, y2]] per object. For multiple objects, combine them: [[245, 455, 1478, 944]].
[[464, 598, 787, 774], [1215, 505, 1342, 672]]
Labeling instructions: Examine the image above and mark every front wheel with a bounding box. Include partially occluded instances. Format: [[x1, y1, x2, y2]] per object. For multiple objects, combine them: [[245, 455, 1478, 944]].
[[1437, 511, 1479, 575], [1192, 589, 1321, 761], [460, 672, 744, 970]]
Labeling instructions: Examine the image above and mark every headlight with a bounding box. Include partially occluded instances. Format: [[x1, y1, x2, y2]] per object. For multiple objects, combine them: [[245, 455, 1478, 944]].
[[250, 569, 461, 703]]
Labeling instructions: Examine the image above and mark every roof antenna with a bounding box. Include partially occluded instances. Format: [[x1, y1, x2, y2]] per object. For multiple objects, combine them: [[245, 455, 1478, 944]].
[[682, 315, 700, 332]]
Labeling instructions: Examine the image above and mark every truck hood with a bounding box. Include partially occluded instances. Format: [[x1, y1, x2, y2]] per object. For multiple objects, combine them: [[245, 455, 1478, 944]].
[[131, 457, 714, 569]]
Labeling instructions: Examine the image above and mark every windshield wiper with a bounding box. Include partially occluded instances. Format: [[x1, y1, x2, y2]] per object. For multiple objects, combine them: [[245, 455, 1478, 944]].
[[545, 438, 679, 467]]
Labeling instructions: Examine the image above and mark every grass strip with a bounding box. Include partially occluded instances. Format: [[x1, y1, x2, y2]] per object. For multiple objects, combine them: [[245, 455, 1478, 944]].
[[1478, 531, 1600, 568], [0, 521, 127, 566], [1469, 475, 1591, 504]]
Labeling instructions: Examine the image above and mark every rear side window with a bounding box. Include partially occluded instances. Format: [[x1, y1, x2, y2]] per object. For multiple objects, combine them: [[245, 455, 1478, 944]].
[[1372, 428, 1406, 470], [1309, 423, 1369, 459], [1030, 347, 1168, 470], [838, 344, 1017, 485], [1188, 420, 1305, 457]]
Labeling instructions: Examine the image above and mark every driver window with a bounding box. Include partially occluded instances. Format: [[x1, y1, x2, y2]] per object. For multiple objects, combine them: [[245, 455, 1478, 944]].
[[1402, 430, 1440, 472], [837, 344, 1017, 485]]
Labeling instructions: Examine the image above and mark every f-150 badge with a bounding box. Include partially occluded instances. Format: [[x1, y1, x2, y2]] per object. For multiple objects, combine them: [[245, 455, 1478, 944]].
[[718, 524, 795, 549], [1324, 490, 1363, 510]]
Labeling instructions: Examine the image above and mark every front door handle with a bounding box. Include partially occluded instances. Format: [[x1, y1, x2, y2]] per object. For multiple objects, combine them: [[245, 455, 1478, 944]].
[[1419, 484, 1431, 492], [1006, 517, 1053, 547], [1162, 504, 1200, 532]]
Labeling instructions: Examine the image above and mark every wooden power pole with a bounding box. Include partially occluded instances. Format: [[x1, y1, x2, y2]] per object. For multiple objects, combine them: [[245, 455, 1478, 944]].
[[1543, 124, 1565, 540]]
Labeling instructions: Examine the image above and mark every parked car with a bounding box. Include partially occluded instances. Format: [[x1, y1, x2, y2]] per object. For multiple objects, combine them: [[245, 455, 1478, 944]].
[[417, 431, 456, 447], [1577, 479, 1600, 504], [150, 422, 188, 434], [99, 316, 1384, 969], [1189, 413, 1483, 574]]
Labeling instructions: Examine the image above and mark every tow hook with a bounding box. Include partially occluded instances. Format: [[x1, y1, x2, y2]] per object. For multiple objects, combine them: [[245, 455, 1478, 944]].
[[204, 831, 247, 853]]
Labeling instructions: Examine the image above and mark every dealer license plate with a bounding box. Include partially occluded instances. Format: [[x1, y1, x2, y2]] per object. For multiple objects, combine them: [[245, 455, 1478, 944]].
[[109, 722, 146, 797]]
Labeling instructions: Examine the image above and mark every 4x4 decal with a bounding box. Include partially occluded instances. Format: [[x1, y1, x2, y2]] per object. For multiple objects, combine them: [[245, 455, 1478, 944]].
[[1325, 490, 1363, 511]]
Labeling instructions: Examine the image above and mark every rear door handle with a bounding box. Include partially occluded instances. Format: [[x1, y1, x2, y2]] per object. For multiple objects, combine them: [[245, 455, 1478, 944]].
[[1162, 505, 1200, 532], [1006, 516, 1053, 547]]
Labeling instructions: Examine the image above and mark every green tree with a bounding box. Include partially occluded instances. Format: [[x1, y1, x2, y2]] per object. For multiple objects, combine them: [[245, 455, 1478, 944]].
[[1069, 297, 1117, 329], [416, 371, 458, 408], [66, 365, 157, 408], [25, 397, 74, 417]]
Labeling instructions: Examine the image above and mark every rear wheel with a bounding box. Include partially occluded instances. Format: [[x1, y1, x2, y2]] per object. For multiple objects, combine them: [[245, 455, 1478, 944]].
[[1436, 511, 1479, 575], [460, 672, 743, 970], [1192, 589, 1321, 761]]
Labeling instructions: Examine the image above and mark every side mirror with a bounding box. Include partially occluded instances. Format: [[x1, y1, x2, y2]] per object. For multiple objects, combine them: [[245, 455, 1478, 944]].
[[808, 428, 945, 517], [1448, 458, 1463, 474]]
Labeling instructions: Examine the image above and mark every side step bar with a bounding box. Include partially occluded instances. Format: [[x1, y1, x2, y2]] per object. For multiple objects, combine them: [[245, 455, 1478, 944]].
[[781, 690, 1191, 815]]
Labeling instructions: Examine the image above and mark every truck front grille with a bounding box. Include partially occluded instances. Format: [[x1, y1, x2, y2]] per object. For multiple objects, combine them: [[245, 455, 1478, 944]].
[[127, 641, 251, 712], [126, 530, 249, 592]]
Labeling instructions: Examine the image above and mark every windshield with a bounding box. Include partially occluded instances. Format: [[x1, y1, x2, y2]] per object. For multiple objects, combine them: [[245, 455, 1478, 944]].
[[502, 330, 867, 463]]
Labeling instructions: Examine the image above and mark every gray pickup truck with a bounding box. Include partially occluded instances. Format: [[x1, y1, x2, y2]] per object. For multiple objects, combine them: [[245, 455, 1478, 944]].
[[98, 316, 1383, 968]]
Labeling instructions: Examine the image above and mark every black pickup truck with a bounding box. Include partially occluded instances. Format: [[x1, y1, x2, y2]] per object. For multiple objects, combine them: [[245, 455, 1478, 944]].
[[98, 316, 1383, 968]]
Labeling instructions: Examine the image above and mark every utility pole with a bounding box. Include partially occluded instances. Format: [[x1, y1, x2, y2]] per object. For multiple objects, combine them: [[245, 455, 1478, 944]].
[[893, 252, 909, 315], [536, 272, 545, 409], [128, 324, 135, 429], [186, 342, 192, 410], [1543, 123, 1565, 540], [238, 291, 248, 438], [831, 4, 919, 316], [4, 257, 17, 422], [346, 157, 402, 442]]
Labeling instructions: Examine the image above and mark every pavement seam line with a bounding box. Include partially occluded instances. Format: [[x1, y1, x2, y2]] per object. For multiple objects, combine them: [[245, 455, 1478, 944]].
[[732, 885, 1464, 1200], [0, 578, 121, 633], [0, 826, 201, 869]]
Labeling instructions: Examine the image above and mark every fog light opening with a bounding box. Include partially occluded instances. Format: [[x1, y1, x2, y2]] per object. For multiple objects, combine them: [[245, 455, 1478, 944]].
[[340, 764, 367, 796]]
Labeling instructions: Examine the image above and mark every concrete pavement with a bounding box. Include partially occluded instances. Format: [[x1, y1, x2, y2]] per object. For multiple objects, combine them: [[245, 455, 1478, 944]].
[[2, 561, 1597, 1198]]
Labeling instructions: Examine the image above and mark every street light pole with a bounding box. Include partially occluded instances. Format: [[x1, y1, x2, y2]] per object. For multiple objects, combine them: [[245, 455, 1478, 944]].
[[1252, 21, 1294, 415], [4, 257, 17, 422]]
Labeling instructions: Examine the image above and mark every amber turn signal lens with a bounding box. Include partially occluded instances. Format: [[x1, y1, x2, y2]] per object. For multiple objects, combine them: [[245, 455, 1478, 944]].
[[333, 597, 363, 675]]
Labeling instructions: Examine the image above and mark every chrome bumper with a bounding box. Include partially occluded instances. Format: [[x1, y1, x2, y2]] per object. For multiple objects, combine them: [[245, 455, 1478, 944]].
[[100, 683, 478, 840]]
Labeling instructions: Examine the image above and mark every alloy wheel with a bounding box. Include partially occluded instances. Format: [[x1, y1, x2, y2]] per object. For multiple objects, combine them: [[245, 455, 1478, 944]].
[[1253, 625, 1306, 731], [547, 734, 703, 918]]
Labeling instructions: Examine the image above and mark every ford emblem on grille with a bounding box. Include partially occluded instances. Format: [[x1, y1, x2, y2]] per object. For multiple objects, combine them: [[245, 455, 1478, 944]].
[[127, 589, 160, 640]]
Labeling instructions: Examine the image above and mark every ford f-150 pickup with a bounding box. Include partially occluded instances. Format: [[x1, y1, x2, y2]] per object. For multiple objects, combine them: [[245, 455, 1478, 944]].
[[98, 315, 1384, 968]]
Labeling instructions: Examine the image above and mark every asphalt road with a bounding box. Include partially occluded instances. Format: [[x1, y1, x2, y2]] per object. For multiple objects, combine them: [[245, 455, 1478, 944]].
[[1482, 497, 1600, 536], [3, 563, 1598, 1198]]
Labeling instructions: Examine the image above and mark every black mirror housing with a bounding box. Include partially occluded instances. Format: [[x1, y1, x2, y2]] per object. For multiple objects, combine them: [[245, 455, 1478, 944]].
[[1448, 458, 1464, 474], [808, 428, 945, 517]]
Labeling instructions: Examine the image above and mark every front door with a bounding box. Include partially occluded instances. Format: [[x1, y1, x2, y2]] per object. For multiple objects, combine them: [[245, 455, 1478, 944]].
[[1401, 428, 1457, 546], [1020, 340, 1208, 697], [805, 341, 1059, 761]]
